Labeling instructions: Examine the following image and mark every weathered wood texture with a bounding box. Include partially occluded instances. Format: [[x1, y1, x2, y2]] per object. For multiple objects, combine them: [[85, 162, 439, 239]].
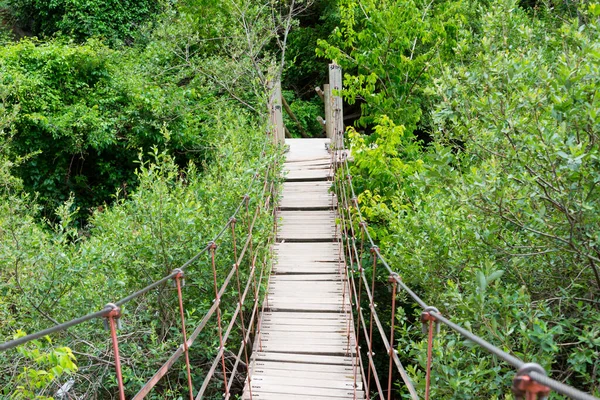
[[329, 64, 344, 150], [243, 139, 364, 400], [269, 80, 285, 145]]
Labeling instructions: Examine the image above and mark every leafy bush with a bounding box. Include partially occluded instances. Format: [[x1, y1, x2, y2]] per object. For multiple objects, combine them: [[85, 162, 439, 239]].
[[7, 0, 160, 42], [317, 0, 478, 132], [340, 0, 600, 396], [10, 332, 78, 400], [0, 108, 278, 397]]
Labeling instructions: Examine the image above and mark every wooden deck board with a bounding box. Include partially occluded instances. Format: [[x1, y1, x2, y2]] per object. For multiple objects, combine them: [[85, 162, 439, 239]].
[[243, 139, 364, 400]]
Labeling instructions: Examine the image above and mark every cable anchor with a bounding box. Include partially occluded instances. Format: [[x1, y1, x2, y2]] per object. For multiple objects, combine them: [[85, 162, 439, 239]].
[[172, 268, 185, 287], [421, 306, 441, 335], [102, 303, 122, 330], [512, 363, 550, 400]]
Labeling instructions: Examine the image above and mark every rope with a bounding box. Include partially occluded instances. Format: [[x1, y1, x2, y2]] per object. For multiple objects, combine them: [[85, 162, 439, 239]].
[[0, 308, 111, 351]]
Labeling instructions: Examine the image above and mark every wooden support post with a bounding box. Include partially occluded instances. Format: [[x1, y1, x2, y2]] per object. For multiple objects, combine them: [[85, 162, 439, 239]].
[[329, 63, 343, 151], [268, 80, 285, 145]]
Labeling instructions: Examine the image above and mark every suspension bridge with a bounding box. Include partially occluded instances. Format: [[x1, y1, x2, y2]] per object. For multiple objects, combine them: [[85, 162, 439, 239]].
[[1, 64, 599, 400]]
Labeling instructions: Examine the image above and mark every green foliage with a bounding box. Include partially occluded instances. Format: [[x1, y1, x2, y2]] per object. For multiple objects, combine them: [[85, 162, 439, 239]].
[[317, 0, 478, 131], [283, 0, 340, 97], [10, 331, 77, 400], [397, 280, 557, 398], [0, 109, 277, 397], [0, 30, 256, 220], [336, 0, 600, 397], [7, 0, 161, 42], [0, 0, 285, 397], [282, 90, 324, 137], [432, 0, 600, 297]]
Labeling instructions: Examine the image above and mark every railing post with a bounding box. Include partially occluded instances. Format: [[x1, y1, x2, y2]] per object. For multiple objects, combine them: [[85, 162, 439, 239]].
[[268, 80, 285, 145], [209, 241, 229, 396], [328, 63, 343, 152], [421, 306, 440, 400], [324, 83, 333, 140], [103, 303, 126, 400], [387, 276, 398, 400], [172, 269, 194, 400]]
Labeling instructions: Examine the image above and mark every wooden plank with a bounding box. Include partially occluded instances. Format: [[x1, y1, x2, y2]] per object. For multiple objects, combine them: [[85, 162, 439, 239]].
[[273, 262, 341, 267], [249, 375, 360, 391], [244, 382, 362, 398], [259, 337, 356, 347], [273, 263, 341, 269], [267, 289, 344, 296], [260, 318, 349, 327], [267, 304, 346, 312], [259, 330, 352, 339], [270, 274, 340, 281], [273, 268, 342, 275], [242, 392, 355, 400], [261, 311, 349, 319], [259, 336, 354, 346], [268, 287, 344, 294], [273, 264, 341, 270], [278, 213, 336, 218], [260, 319, 349, 327], [268, 282, 343, 289], [259, 323, 347, 332], [252, 351, 354, 365], [260, 315, 349, 323], [251, 360, 357, 374]]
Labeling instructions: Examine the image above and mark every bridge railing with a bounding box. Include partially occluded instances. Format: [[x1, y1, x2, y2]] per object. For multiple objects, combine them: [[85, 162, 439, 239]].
[[0, 139, 281, 400], [327, 62, 599, 400]]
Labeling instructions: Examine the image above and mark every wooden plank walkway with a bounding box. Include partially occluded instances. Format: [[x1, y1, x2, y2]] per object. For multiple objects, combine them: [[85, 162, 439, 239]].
[[243, 139, 364, 400]]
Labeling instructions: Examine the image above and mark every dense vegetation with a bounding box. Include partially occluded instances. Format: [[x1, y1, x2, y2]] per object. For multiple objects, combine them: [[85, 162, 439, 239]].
[[317, 0, 600, 397], [0, 0, 285, 397], [1, 0, 599, 398]]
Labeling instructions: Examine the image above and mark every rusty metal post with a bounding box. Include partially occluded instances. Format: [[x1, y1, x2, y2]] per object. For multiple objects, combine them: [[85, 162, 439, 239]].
[[352, 265, 364, 397], [421, 306, 440, 400], [104, 303, 126, 400], [209, 241, 229, 396], [230, 218, 253, 400], [173, 269, 194, 400], [387, 276, 398, 400], [367, 246, 379, 397]]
